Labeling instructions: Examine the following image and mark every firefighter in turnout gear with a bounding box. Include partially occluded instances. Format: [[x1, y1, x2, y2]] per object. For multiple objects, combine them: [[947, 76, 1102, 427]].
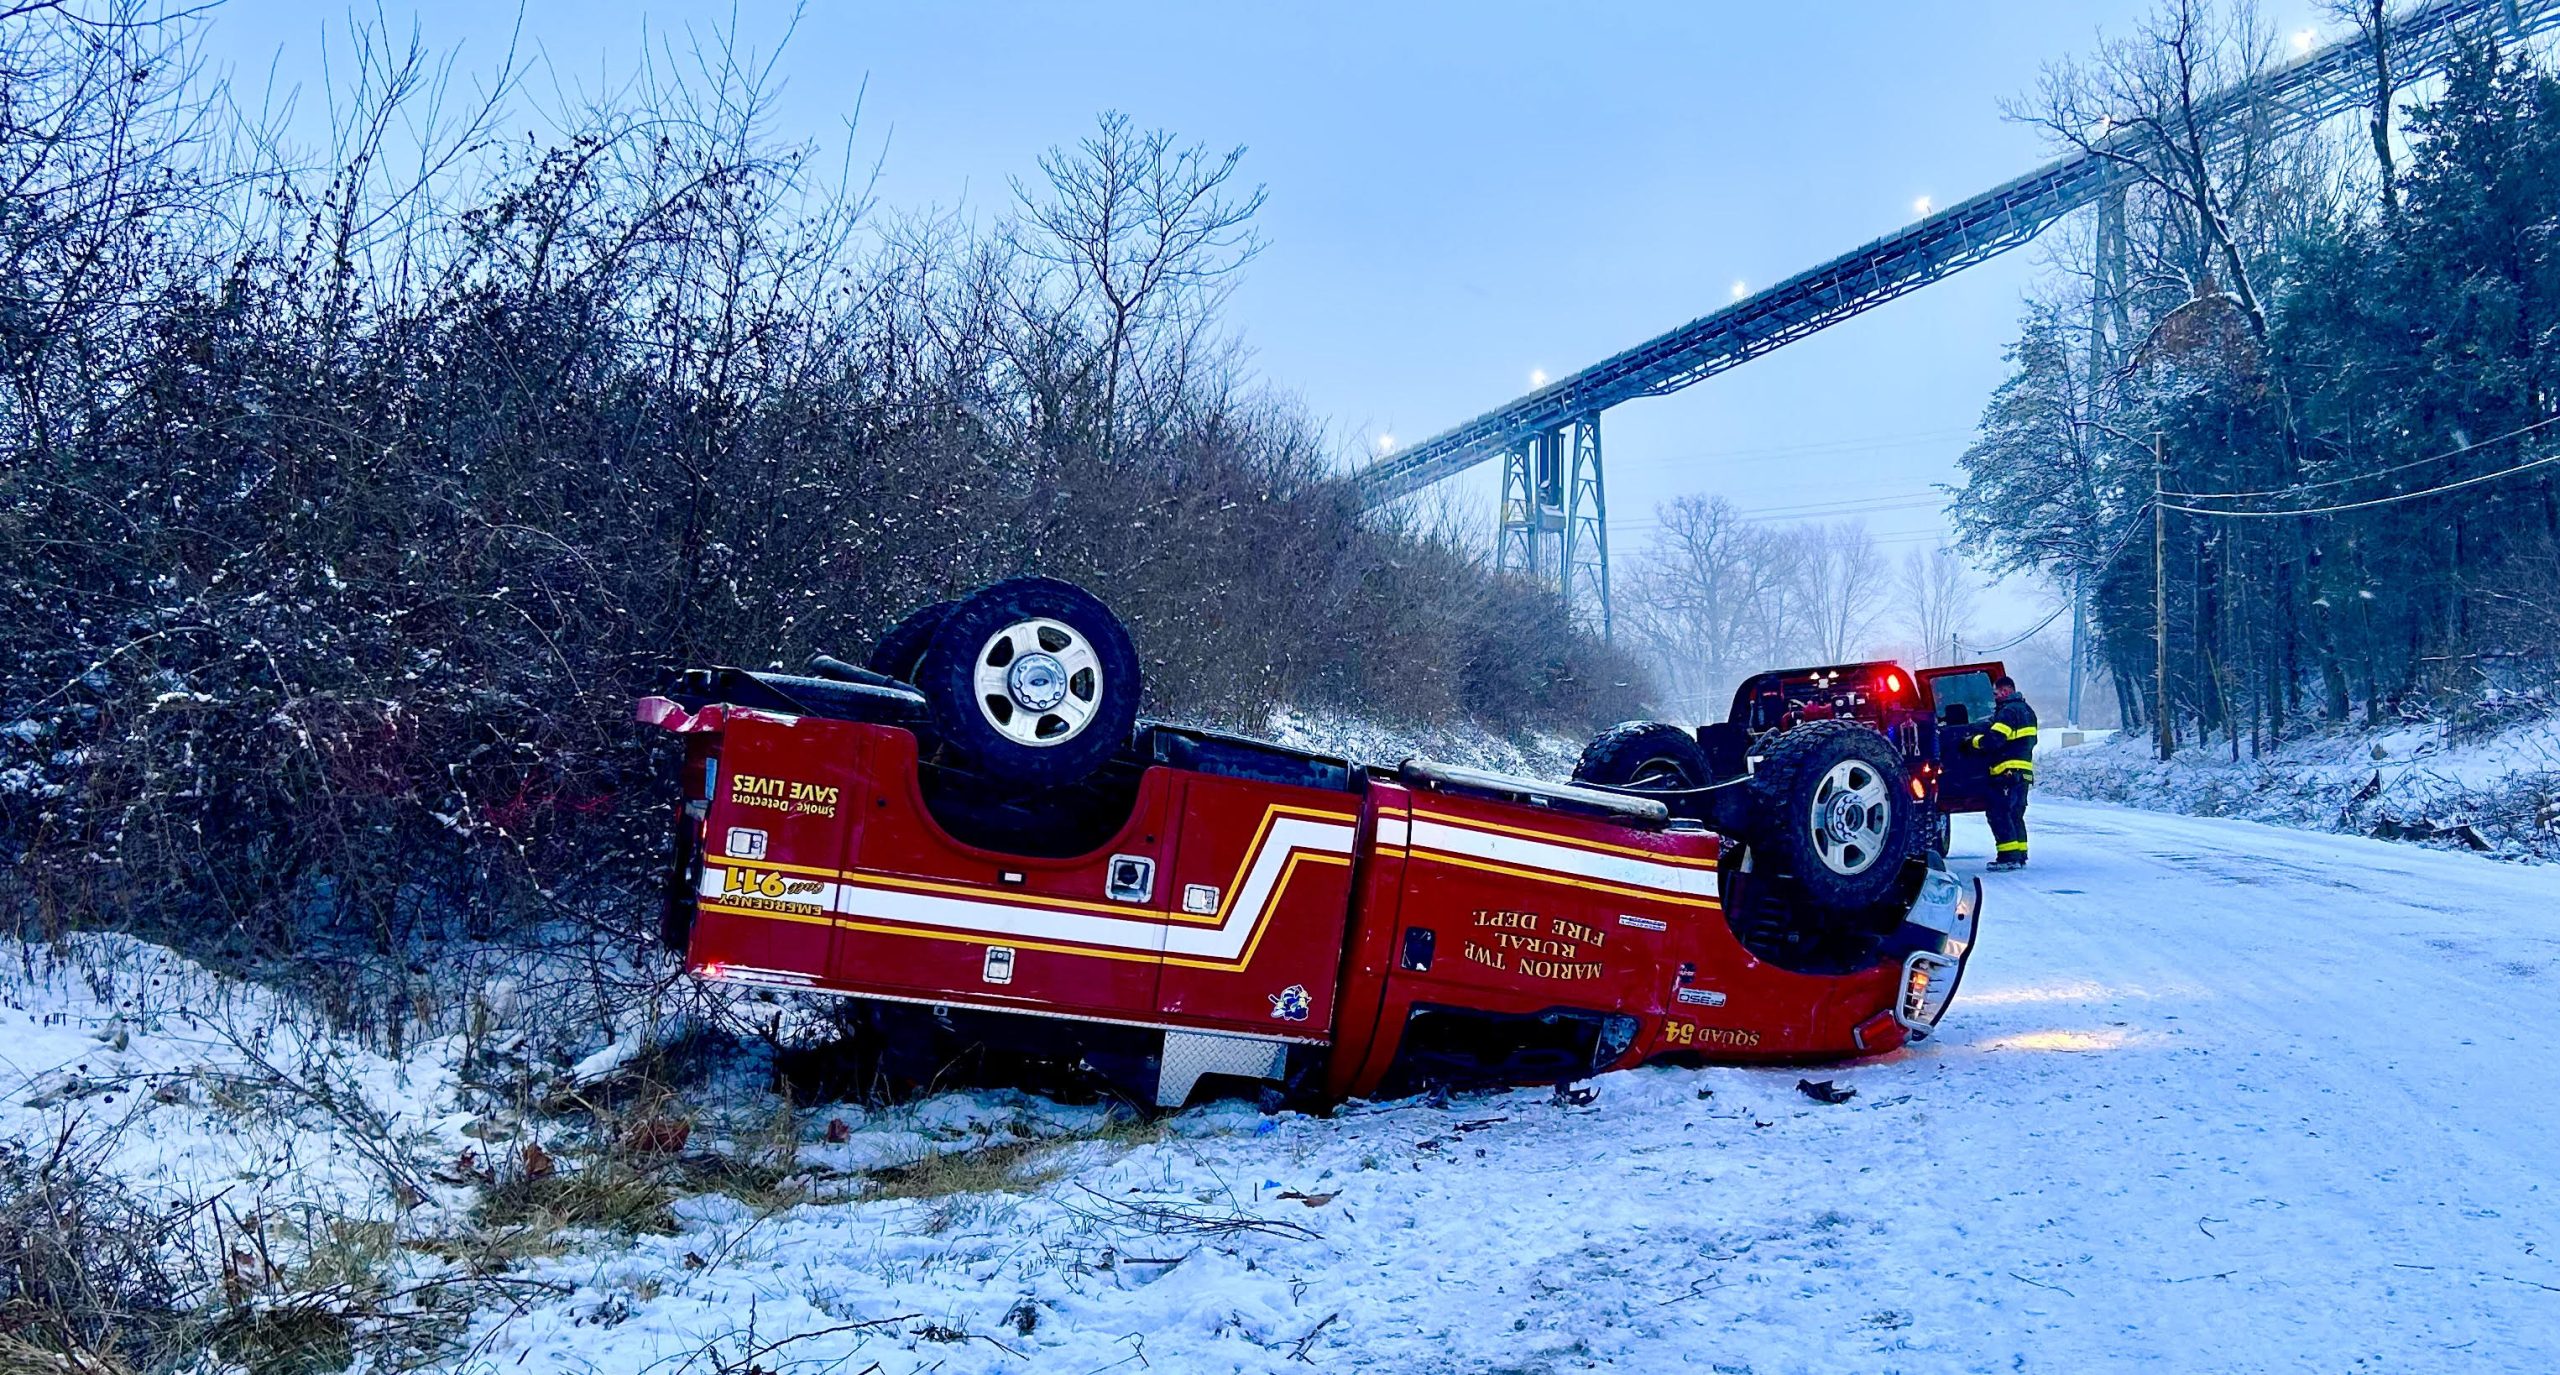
[[1971, 675, 2037, 870]]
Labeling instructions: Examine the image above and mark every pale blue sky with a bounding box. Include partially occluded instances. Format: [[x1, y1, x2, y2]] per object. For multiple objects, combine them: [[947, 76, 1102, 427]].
[[201, 1, 2346, 635]]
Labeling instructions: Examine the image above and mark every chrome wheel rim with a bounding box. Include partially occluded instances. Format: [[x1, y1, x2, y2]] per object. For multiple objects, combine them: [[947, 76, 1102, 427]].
[[972, 617, 1102, 747], [1809, 759, 1891, 876]]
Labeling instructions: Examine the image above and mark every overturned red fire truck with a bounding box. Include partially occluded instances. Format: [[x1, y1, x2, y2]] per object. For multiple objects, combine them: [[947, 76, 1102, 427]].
[[641, 578, 1981, 1108]]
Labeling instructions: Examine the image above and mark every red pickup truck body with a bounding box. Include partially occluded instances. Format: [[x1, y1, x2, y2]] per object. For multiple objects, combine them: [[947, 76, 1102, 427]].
[[641, 696, 1980, 1107]]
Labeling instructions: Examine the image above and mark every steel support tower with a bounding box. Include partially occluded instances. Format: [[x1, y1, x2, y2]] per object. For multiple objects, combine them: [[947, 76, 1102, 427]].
[[1355, 0, 2560, 631], [1494, 416, 1612, 636]]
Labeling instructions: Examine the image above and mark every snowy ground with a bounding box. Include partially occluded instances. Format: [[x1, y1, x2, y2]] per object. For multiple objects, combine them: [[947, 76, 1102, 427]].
[[459, 803, 2560, 1373], [1264, 704, 1583, 778], [8, 801, 2559, 1373], [0, 933, 464, 1219], [2041, 703, 2560, 859]]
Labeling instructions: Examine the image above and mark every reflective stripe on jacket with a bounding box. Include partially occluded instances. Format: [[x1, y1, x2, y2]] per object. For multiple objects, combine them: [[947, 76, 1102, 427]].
[[1978, 695, 2038, 779]]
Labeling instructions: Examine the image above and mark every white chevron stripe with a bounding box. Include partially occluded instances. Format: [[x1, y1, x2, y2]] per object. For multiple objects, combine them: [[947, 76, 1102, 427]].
[[702, 815, 1357, 964], [1405, 817, 1717, 898]]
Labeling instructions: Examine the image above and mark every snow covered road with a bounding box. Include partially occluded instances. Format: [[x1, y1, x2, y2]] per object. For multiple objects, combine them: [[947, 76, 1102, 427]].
[[453, 798, 2560, 1374]]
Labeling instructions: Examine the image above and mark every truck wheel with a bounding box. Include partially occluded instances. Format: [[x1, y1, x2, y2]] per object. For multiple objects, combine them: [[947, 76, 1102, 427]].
[[866, 599, 954, 683], [915, 577, 1141, 788], [1571, 721, 1713, 790], [1739, 720, 1915, 911]]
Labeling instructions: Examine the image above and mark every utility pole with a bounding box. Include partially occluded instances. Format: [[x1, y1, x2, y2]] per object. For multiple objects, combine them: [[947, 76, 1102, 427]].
[[2154, 434, 2174, 760], [2066, 570, 2087, 729], [2077, 178, 2122, 736]]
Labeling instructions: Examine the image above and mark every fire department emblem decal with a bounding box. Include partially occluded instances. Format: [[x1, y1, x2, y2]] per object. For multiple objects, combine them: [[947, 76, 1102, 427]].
[[1268, 984, 1312, 1022]]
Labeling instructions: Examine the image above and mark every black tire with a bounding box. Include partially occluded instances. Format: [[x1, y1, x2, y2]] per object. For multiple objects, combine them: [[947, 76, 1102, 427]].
[[866, 599, 955, 683], [1572, 721, 1713, 791], [914, 577, 1141, 788], [1735, 720, 1916, 911]]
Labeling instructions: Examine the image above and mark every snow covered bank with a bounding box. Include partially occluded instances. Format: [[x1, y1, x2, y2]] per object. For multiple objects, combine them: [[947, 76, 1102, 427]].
[[444, 801, 2560, 1372], [2039, 700, 2560, 859], [14, 798, 2560, 1372], [1264, 705, 1583, 778], [0, 933, 466, 1218]]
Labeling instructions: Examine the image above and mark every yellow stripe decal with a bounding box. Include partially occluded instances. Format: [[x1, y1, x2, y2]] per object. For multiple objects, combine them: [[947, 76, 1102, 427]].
[[703, 854, 841, 879], [698, 899, 836, 927], [1404, 849, 1725, 910], [1407, 810, 1721, 869], [1406, 816, 1721, 900], [699, 804, 1358, 969]]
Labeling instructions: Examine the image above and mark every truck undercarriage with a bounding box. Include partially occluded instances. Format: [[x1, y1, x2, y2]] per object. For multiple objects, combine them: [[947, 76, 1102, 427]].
[[642, 579, 1980, 1108]]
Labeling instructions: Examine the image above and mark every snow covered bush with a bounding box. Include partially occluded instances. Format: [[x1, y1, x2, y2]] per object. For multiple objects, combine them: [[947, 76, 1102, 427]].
[[2039, 698, 2560, 859], [0, 1139, 203, 1371], [0, 6, 1644, 1037]]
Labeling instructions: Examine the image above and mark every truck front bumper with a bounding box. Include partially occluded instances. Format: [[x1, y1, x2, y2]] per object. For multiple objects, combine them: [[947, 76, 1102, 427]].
[[1891, 859, 1981, 1039]]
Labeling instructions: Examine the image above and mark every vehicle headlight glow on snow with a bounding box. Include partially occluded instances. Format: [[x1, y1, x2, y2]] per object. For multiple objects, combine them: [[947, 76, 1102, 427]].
[[1979, 1028, 2135, 1053]]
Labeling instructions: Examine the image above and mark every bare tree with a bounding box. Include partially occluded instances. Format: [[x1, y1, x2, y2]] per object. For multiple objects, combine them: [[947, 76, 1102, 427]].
[[1899, 546, 1980, 666], [2013, 0, 2283, 346], [2327, 0, 2401, 214], [1617, 497, 1802, 718], [0, 0, 241, 454], [1791, 521, 1889, 662], [1010, 111, 1266, 458]]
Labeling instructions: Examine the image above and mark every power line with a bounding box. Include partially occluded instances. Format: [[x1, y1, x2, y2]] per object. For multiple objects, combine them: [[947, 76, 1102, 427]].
[[1643, 427, 1974, 463], [2157, 413, 2560, 501], [1737, 492, 1946, 520], [1606, 429, 1975, 478], [1960, 498, 2156, 654], [1967, 602, 2071, 655], [2159, 448, 2560, 517], [1615, 495, 1947, 534]]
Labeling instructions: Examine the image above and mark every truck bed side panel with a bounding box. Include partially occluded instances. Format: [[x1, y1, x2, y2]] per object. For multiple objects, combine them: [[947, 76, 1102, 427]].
[[837, 729, 1173, 1024], [688, 712, 866, 988], [1324, 783, 1415, 1099], [1368, 791, 1721, 1084], [1153, 773, 1360, 1035]]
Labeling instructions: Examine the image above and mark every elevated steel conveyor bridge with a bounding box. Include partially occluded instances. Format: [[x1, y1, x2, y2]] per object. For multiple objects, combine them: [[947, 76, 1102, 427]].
[[1353, 0, 2560, 635]]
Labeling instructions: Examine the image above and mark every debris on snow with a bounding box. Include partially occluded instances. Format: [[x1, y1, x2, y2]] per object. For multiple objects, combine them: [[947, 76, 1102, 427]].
[[1796, 1078, 1858, 1104]]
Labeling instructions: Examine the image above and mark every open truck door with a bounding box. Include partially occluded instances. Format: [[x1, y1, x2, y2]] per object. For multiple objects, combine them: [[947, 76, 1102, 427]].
[[1917, 662, 2004, 818]]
